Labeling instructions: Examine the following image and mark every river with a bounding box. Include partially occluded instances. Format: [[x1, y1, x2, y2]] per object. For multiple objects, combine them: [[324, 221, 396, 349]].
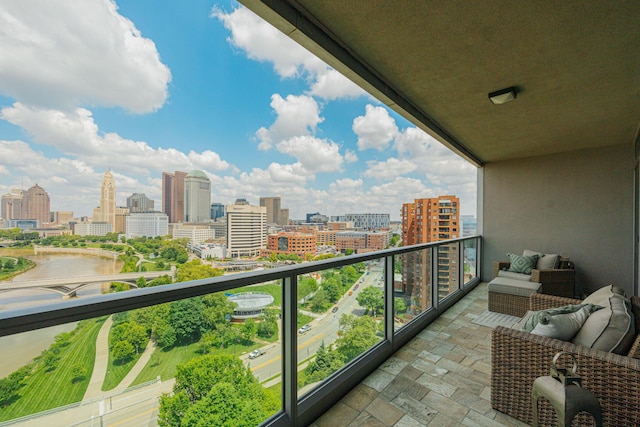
[[0, 253, 123, 378]]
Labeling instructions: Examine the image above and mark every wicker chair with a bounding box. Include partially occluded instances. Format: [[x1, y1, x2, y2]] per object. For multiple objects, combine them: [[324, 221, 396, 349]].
[[489, 261, 576, 316], [491, 293, 640, 426]]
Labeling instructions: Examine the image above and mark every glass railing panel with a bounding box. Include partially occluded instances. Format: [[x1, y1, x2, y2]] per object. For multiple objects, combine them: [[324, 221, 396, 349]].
[[437, 243, 459, 302], [394, 248, 432, 333], [463, 238, 478, 286], [297, 258, 384, 397], [0, 286, 283, 427]]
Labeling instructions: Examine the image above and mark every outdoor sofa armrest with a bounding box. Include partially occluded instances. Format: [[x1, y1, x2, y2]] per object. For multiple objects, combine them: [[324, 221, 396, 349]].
[[493, 261, 511, 278], [529, 292, 582, 311]]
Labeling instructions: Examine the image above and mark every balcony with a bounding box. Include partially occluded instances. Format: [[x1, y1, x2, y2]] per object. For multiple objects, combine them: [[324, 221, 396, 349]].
[[0, 237, 484, 426]]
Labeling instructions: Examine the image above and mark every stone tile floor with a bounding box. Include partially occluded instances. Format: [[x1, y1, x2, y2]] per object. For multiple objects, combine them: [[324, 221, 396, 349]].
[[311, 283, 529, 427]]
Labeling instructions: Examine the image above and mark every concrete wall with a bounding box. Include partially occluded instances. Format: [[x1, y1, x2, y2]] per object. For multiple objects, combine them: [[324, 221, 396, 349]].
[[482, 144, 635, 296]]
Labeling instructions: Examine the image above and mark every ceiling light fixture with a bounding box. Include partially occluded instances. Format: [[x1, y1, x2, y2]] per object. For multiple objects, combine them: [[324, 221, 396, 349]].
[[488, 86, 518, 105]]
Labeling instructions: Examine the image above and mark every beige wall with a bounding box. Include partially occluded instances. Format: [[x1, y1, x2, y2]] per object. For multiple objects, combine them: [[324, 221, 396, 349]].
[[482, 144, 635, 296]]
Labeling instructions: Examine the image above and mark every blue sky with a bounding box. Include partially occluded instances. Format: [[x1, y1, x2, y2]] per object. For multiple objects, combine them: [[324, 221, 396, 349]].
[[0, 0, 476, 221]]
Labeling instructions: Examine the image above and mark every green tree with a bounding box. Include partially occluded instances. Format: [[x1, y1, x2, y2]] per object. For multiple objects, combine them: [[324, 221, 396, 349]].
[[112, 321, 148, 353], [159, 354, 276, 427], [257, 309, 278, 338], [71, 364, 87, 383], [112, 340, 135, 363], [0, 376, 22, 406], [310, 289, 330, 312], [41, 351, 59, 372], [335, 315, 380, 362], [169, 298, 207, 344], [136, 276, 147, 288], [356, 286, 384, 317], [241, 319, 257, 343], [304, 341, 343, 384], [323, 279, 341, 303], [394, 297, 407, 315], [176, 259, 223, 282]]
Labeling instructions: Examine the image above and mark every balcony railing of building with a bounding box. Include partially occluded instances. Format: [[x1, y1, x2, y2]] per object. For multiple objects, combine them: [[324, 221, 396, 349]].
[[0, 236, 481, 427]]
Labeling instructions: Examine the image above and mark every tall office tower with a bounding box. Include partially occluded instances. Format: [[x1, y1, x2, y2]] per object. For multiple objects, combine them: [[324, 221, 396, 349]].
[[126, 193, 154, 213], [184, 170, 211, 223], [95, 171, 116, 230], [1, 189, 24, 220], [210, 202, 225, 221], [161, 171, 187, 223], [260, 197, 281, 224], [226, 203, 267, 258], [401, 195, 460, 314], [23, 184, 50, 225], [279, 208, 289, 226]]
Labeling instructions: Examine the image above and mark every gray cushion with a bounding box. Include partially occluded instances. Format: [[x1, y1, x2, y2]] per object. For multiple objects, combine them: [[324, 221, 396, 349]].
[[507, 252, 539, 274], [497, 270, 532, 281], [582, 284, 626, 306], [572, 294, 636, 354], [488, 277, 542, 297], [523, 249, 560, 270]]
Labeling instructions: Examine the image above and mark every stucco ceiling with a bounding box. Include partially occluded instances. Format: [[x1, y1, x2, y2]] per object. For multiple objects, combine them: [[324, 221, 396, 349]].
[[240, 1, 640, 165]]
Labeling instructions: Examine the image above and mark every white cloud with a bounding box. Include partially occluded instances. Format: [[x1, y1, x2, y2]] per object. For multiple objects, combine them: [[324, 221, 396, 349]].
[[276, 136, 344, 174], [0, 0, 171, 113], [353, 105, 399, 151], [0, 103, 233, 175], [344, 150, 358, 163], [309, 68, 366, 100], [213, 6, 364, 101], [363, 158, 417, 180], [256, 94, 323, 150]]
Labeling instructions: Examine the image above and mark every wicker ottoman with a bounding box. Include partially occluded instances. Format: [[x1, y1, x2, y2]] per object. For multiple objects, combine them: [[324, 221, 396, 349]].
[[488, 277, 542, 317]]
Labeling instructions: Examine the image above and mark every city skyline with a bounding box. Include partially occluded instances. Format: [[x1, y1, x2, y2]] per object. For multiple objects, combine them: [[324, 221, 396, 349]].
[[0, 1, 477, 221]]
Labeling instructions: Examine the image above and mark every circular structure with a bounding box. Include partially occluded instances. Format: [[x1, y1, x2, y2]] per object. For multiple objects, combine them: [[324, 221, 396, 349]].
[[186, 169, 208, 178], [227, 292, 275, 319]]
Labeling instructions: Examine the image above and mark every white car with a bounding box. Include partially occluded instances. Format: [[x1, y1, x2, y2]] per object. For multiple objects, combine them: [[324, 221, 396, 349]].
[[248, 349, 265, 359], [298, 324, 311, 334]]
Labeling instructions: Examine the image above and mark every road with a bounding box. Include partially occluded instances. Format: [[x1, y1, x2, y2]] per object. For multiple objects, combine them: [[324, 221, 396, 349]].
[[245, 263, 385, 384]]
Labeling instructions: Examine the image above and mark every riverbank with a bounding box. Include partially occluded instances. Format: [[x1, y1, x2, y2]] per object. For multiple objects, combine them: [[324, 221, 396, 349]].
[[0, 256, 36, 281], [33, 246, 119, 260]]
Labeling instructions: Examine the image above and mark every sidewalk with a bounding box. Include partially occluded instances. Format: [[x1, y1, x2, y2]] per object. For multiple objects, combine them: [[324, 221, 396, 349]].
[[83, 316, 112, 400], [83, 315, 157, 401]]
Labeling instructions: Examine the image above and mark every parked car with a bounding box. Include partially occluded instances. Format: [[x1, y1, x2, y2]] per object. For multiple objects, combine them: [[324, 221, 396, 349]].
[[298, 324, 311, 334], [248, 349, 266, 359], [331, 306, 338, 313]]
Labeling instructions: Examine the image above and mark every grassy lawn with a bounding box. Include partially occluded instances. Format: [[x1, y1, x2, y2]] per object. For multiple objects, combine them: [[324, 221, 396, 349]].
[[101, 339, 149, 391], [131, 339, 258, 386], [0, 257, 35, 281], [0, 318, 104, 422], [298, 313, 314, 328]]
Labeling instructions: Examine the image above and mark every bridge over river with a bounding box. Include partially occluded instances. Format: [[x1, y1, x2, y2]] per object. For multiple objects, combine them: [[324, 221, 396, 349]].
[[0, 269, 175, 298]]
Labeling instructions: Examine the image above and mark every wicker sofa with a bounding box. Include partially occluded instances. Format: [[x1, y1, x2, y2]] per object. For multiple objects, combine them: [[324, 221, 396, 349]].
[[491, 292, 640, 426], [489, 255, 576, 317]]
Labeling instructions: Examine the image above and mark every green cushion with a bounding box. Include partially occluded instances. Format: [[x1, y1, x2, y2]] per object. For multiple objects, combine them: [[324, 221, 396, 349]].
[[507, 253, 539, 274]]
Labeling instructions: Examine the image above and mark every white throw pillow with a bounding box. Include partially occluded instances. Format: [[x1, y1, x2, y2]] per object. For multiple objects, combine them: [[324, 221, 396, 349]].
[[530, 306, 591, 341]]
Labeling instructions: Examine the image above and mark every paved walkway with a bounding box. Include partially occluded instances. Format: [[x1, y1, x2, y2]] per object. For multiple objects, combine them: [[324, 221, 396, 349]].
[[83, 316, 113, 400], [83, 315, 157, 401]]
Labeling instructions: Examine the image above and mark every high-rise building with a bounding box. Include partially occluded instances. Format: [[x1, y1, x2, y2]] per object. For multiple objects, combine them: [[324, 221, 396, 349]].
[[50, 211, 74, 225], [1, 189, 24, 220], [94, 171, 116, 230], [184, 170, 211, 223], [401, 195, 460, 313], [23, 184, 50, 226], [210, 203, 225, 221], [226, 203, 267, 258], [127, 193, 154, 213], [162, 171, 187, 223], [307, 212, 329, 224], [126, 212, 168, 238], [260, 197, 281, 224], [259, 197, 290, 225], [279, 208, 289, 226]]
